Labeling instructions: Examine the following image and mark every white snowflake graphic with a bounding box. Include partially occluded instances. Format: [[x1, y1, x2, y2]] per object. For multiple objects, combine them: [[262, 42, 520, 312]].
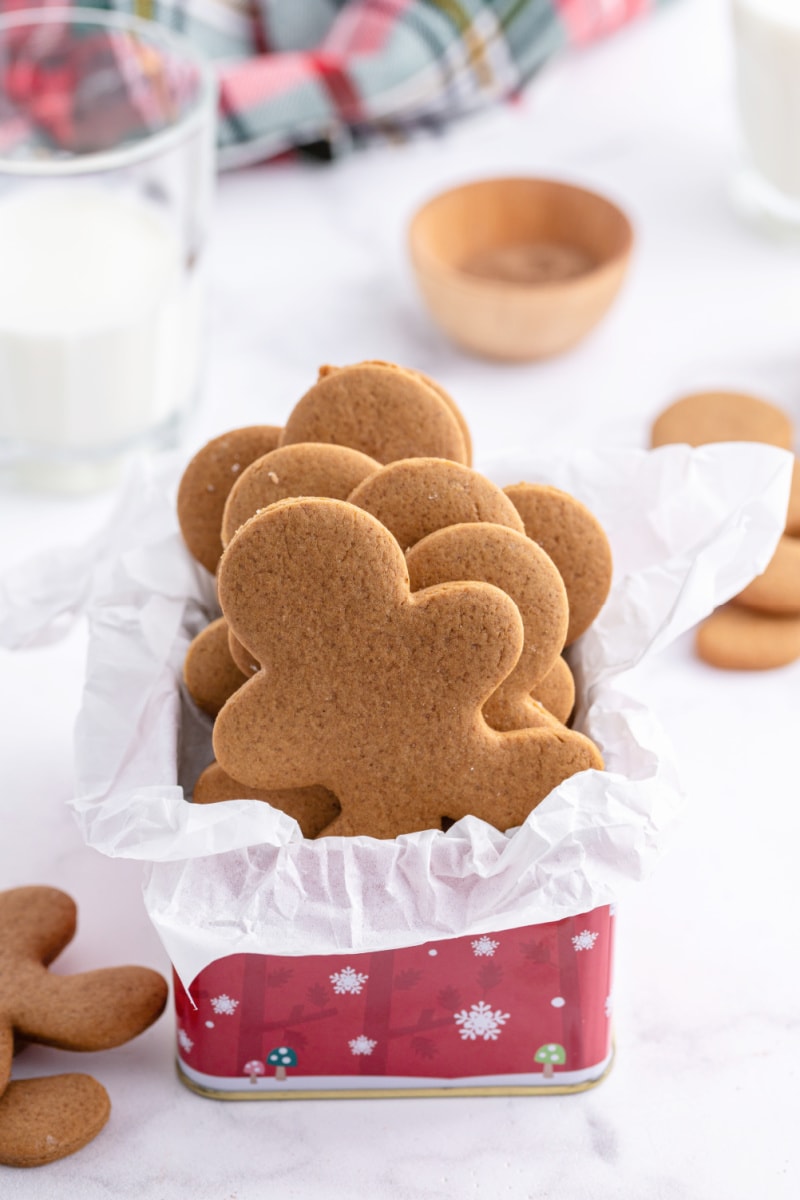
[[609, 902, 617, 917], [177, 1027, 194, 1053], [572, 929, 599, 952], [330, 966, 369, 995], [605, 993, 613, 1018], [471, 935, 499, 958], [454, 1000, 510, 1041], [210, 993, 239, 1016], [348, 1035, 377, 1056]]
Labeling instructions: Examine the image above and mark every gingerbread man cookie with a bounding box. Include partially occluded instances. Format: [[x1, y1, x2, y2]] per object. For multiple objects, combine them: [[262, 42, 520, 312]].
[[532, 656, 575, 725], [213, 498, 602, 839], [651, 390, 794, 450], [696, 605, 800, 670], [0, 887, 167, 1167]]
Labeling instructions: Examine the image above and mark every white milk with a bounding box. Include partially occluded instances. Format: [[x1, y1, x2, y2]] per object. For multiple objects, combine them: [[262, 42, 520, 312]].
[[0, 186, 200, 486], [732, 0, 800, 202]]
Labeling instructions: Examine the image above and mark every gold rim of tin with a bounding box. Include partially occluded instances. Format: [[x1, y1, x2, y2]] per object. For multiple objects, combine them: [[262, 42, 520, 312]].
[[175, 1046, 615, 1100]]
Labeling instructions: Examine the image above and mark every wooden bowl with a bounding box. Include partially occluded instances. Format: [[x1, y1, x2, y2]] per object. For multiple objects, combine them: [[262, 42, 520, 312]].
[[408, 177, 633, 362]]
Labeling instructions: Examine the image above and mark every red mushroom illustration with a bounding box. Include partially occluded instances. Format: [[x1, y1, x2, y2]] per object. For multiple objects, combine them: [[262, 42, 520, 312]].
[[534, 1043, 566, 1079], [267, 1046, 298, 1081], [243, 1059, 266, 1085]]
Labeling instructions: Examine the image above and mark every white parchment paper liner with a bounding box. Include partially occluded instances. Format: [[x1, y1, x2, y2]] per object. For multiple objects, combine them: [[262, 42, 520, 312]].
[[1, 443, 792, 989]]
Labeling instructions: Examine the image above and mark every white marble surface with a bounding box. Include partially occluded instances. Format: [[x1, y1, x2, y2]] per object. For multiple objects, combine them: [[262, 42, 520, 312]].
[[1, 0, 799, 1194]]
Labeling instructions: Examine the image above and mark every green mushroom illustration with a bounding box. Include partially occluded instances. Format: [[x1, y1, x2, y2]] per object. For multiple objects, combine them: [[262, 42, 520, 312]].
[[534, 1043, 566, 1079], [267, 1046, 298, 1081]]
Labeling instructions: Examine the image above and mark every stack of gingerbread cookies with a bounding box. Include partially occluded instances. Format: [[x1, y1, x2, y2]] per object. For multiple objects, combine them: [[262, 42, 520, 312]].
[[652, 390, 800, 670], [178, 361, 612, 839]]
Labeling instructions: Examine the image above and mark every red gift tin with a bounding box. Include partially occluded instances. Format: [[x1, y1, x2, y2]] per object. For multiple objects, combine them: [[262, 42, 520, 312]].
[[175, 904, 614, 1099]]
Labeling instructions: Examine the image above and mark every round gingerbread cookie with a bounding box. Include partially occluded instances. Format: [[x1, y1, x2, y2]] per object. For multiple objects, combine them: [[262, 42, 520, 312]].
[[193, 762, 340, 839], [533, 656, 575, 725], [281, 362, 468, 465], [696, 605, 800, 670], [320, 361, 474, 467], [221, 442, 380, 547], [406, 523, 568, 732], [651, 391, 794, 450], [177, 426, 282, 574], [504, 483, 613, 645], [786, 459, 800, 537], [184, 618, 249, 717], [350, 458, 524, 552], [731, 535, 800, 615]]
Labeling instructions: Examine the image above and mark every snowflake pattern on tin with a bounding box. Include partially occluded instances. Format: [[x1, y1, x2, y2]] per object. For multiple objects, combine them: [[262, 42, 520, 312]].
[[177, 1027, 194, 1053], [605, 993, 613, 1018], [471, 935, 499, 958], [210, 993, 239, 1016], [571, 929, 599, 952], [330, 966, 369, 995], [454, 1000, 510, 1041], [348, 1035, 377, 1056]]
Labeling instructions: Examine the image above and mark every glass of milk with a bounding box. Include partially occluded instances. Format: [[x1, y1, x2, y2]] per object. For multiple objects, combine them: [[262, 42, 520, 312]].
[[731, 0, 800, 234], [0, 7, 216, 490]]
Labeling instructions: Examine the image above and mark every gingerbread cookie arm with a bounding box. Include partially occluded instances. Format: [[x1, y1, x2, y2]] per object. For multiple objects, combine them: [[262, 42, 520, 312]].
[[184, 617, 249, 716], [533, 656, 575, 724], [0, 1022, 11, 1099], [0, 887, 76, 964], [504, 483, 613, 644], [193, 762, 341, 839], [0, 1074, 110, 1167], [14, 967, 167, 1051]]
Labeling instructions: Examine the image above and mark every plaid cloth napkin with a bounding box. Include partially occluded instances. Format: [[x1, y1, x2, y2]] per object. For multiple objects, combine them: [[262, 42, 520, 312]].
[[3, 1, 670, 166]]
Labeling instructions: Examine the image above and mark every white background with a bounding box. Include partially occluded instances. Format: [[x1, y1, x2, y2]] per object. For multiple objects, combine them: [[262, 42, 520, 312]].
[[1, 0, 799, 1195]]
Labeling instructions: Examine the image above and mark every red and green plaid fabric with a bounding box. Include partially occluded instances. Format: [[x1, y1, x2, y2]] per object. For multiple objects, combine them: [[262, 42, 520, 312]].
[[2, 1, 670, 166]]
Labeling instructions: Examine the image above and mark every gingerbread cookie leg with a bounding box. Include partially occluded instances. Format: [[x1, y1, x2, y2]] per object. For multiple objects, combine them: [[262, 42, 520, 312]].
[[0, 1074, 110, 1168]]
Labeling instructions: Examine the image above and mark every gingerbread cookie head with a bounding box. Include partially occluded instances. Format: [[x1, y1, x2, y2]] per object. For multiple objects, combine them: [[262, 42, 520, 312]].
[[177, 425, 282, 574], [213, 498, 602, 838], [221, 442, 380, 548], [504, 483, 613, 644], [280, 362, 469, 465], [320, 361, 474, 466], [349, 458, 525, 552], [406, 523, 569, 732]]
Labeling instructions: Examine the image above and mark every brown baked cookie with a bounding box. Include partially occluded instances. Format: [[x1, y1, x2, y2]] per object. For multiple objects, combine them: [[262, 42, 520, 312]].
[[731, 535, 800, 615], [280, 362, 468, 466], [406, 523, 568, 732], [184, 617, 249, 717], [350, 458, 525, 552], [221, 442, 380, 548], [786, 459, 800, 537], [193, 762, 340, 839], [533, 656, 575, 725], [320, 361, 474, 467], [213, 498, 602, 839], [651, 391, 794, 450], [504, 483, 613, 644], [177, 425, 282, 574], [228, 625, 259, 678], [0, 887, 167, 1167], [0, 1074, 110, 1168], [696, 605, 800, 670]]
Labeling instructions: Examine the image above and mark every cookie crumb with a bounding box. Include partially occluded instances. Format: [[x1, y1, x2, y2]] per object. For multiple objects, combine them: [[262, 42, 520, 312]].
[[231, 463, 241, 473], [267, 471, 280, 484]]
